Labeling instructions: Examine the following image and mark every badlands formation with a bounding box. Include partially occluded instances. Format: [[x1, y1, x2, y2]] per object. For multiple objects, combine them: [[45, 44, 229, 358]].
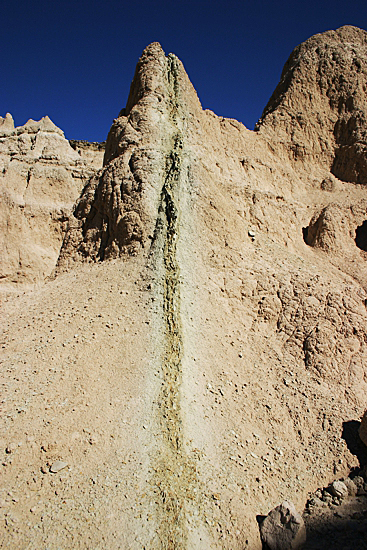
[[2, 25, 367, 549]]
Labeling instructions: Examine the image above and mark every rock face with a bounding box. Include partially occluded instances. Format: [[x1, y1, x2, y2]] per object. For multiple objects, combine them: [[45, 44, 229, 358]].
[[2, 26, 367, 550], [0, 114, 103, 284], [257, 25, 367, 184], [56, 42, 202, 271], [69, 139, 105, 170], [256, 26, 367, 290]]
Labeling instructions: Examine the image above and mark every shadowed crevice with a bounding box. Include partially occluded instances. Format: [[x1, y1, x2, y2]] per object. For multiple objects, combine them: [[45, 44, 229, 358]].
[[356, 220, 367, 252]]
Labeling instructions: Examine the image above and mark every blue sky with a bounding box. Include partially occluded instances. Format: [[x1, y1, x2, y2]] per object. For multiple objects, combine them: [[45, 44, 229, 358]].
[[2, 0, 367, 141]]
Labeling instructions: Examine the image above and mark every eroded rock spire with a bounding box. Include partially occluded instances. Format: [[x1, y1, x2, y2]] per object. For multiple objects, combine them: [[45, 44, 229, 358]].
[[56, 43, 201, 271]]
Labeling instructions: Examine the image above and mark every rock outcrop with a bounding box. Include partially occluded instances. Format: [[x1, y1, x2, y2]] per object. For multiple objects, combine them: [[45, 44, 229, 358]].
[[256, 25, 367, 289], [257, 25, 367, 183], [2, 26, 367, 550], [0, 115, 103, 284], [56, 42, 202, 272], [69, 139, 105, 170]]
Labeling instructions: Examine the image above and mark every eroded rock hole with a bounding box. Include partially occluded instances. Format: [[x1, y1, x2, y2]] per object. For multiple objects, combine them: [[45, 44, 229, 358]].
[[355, 220, 367, 251]]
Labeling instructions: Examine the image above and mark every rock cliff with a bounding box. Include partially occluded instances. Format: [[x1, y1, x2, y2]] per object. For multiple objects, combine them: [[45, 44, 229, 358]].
[[1, 26, 367, 550], [0, 115, 103, 285], [56, 42, 203, 271]]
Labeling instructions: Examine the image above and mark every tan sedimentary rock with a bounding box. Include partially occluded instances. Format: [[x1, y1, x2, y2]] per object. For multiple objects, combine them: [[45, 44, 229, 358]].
[[1, 27, 367, 550], [0, 113, 15, 133], [56, 42, 202, 271], [260, 500, 306, 550], [256, 25, 367, 288], [257, 25, 367, 183], [69, 139, 105, 170], [0, 115, 103, 284]]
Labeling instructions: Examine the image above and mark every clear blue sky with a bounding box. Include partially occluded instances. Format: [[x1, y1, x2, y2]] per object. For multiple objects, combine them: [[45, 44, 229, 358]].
[[2, 0, 367, 142]]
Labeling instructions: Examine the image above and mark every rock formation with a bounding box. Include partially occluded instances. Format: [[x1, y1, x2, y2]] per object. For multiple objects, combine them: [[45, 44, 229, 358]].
[[256, 25, 367, 184], [0, 115, 103, 285], [69, 139, 105, 170], [56, 43, 203, 271], [259, 500, 306, 549], [1, 25, 367, 550]]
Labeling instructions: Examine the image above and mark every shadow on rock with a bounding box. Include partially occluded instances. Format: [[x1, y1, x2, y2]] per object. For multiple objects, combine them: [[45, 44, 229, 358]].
[[303, 419, 367, 549], [304, 503, 367, 549], [342, 420, 367, 470]]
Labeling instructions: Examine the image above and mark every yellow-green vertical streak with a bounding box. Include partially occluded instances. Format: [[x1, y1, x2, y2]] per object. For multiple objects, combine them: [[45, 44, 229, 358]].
[[151, 56, 201, 550], [155, 137, 187, 549]]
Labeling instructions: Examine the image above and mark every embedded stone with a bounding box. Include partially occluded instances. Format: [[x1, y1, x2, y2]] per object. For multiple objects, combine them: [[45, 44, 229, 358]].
[[50, 461, 68, 473], [260, 500, 306, 549], [329, 481, 348, 499]]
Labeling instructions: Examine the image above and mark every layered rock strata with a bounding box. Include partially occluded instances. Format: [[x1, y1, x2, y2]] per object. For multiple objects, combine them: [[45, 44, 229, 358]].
[[69, 139, 105, 170]]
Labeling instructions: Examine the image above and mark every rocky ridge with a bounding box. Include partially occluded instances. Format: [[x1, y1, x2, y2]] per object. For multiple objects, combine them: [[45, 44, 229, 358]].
[[1, 26, 367, 549], [69, 140, 105, 170]]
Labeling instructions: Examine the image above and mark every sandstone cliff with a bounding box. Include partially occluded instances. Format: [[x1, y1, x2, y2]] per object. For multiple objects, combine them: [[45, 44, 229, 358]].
[[1, 27, 367, 550], [256, 25, 367, 293], [0, 115, 103, 285]]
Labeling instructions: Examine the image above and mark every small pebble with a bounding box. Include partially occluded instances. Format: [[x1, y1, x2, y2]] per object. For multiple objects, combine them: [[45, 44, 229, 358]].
[[329, 481, 348, 499], [5, 443, 16, 454], [50, 461, 68, 473]]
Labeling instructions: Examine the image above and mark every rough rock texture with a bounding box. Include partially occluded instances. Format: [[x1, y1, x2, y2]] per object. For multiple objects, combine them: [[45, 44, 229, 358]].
[[259, 500, 306, 550], [256, 25, 367, 184], [56, 42, 202, 271], [329, 480, 348, 498], [1, 27, 367, 550], [69, 139, 105, 170], [0, 115, 103, 285], [256, 25, 367, 292]]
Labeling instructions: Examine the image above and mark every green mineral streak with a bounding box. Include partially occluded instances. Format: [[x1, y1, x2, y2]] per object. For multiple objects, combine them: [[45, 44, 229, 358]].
[[146, 53, 205, 550], [154, 56, 188, 549], [162, 139, 183, 453]]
